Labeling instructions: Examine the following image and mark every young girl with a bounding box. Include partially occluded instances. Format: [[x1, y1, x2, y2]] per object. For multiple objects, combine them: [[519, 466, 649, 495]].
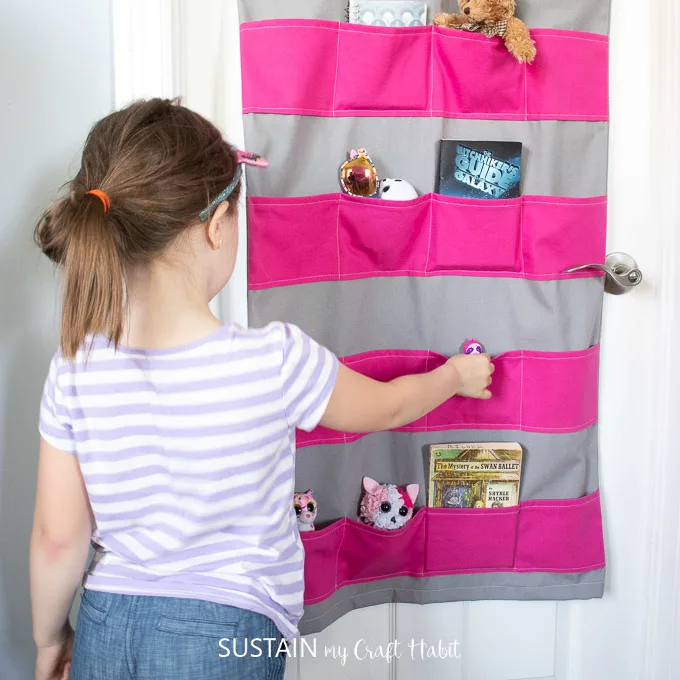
[[30, 98, 493, 680]]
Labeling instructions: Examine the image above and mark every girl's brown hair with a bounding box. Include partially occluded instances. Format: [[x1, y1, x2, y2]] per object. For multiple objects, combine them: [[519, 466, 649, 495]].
[[34, 98, 241, 360]]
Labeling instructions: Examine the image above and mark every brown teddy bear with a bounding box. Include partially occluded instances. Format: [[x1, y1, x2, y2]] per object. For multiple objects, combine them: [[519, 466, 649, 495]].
[[434, 0, 536, 64]]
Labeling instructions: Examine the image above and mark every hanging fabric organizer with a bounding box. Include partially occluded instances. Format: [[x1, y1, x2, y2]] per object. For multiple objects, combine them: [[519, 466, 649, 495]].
[[237, 0, 610, 635]]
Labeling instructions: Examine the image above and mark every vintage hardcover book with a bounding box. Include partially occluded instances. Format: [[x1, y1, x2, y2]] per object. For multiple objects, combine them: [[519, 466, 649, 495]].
[[427, 442, 523, 508], [436, 140, 523, 199]]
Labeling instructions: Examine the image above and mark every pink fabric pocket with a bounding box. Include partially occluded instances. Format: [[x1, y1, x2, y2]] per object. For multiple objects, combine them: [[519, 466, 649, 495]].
[[425, 507, 519, 572], [427, 351, 522, 430], [300, 520, 345, 603], [520, 348, 600, 432], [526, 30, 609, 120], [240, 21, 609, 120], [429, 197, 522, 272], [339, 197, 430, 275], [515, 492, 606, 572], [338, 511, 426, 583], [248, 196, 339, 286], [300, 492, 605, 604], [522, 197, 608, 275], [248, 194, 606, 289], [432, 29, 523, 118], [296, 347, 599, 449], [335, 24, 431, 114], [240, 20, 338, 115]]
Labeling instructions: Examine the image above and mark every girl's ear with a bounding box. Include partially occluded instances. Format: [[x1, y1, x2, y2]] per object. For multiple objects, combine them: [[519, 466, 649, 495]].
[[363, 476, 380, 494], [206, 201, 230, 250]]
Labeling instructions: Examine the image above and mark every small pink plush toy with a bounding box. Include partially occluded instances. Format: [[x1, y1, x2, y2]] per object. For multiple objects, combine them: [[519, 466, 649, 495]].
[[359, 477, 419, 530], [293, 490, 318, 532], [463, 339, 484, 355]]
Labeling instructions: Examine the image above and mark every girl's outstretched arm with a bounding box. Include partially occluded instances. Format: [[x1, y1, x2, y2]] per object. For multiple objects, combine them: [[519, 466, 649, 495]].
[[30, 438, 92, 679], [320, 353, 494, 433]]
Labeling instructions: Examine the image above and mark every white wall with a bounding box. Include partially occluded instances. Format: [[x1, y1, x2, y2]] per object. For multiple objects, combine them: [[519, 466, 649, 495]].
[[0, 1, 113, 676], [112, 0, 249, 326]]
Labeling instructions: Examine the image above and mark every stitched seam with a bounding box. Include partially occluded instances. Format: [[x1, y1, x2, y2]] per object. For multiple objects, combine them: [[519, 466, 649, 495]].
[[335, 195, 341, 281], [305, 563, 607, 604], [125, 593, 140, 678], [241, 25, 340, 33], [429, 28, 435, 115], [243, 106, 607, 118], [524, 61, 528, 120], [298, 418, 600, 446], [519, 350, 525, 428], [249, 271, 604, 288], [519, 199, 526, 273], [300, 522, 346, 542], [334, 523, 346, 596], [521, 495, 600, 510], [302, 577, 605, 614], [350, 513, 426, 537], [425, 353, 431, 430], [331, 25, 341, 116], [342, 348, 598, 363], [241, 23, 607, 44], [424, 196, 434, 272]]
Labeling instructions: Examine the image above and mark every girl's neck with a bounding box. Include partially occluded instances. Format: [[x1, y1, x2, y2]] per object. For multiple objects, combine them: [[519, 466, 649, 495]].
[[123, 260, 222, 351]]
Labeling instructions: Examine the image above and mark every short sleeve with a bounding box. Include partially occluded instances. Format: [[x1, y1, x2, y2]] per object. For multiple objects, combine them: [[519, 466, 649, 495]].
[[39, 354, 76, 454], [280, 323, 339, 432]]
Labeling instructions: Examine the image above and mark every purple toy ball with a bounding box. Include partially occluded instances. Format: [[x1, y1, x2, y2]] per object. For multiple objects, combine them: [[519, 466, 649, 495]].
[[463, 339, 484, 355]]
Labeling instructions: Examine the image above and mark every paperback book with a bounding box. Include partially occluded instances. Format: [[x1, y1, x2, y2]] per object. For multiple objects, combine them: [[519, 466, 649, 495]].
[[436, 140, 523, 200], [427, 442, 523, 508]]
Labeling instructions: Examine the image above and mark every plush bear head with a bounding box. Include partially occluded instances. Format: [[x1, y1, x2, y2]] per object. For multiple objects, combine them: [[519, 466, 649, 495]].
[[457, 0, 516, 23]]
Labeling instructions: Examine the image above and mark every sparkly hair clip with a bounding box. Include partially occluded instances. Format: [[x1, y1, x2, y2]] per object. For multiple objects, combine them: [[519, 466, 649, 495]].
[[236, 150, 268, 168], [199, 147, 268, 222]]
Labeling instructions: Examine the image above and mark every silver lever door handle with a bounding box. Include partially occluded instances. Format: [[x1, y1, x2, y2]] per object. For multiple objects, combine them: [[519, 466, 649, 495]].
[[566, 252, 642, 295]]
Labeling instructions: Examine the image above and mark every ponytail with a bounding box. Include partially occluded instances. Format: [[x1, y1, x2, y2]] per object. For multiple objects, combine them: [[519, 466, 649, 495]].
[[35, 193, 125, 360], [34, 98, 242, 360]]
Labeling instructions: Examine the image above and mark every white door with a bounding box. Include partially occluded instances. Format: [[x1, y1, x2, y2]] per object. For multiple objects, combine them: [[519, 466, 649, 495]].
[[112, 1, 680, 677]]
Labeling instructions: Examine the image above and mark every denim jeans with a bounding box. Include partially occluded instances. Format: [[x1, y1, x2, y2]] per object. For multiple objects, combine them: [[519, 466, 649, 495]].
[[69, 590, 287, 679]]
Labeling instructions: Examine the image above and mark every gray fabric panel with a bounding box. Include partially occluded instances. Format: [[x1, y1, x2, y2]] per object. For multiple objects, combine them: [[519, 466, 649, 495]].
[[299, 570, 605, 635], [238, 0, 611, 36], [249, 277, 603, 357], [244, 117, 608, 198], [295, 427, 598, 523]]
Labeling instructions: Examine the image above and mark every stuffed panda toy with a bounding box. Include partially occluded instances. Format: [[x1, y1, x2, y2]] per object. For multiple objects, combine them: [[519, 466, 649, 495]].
[[380, 178, 418, 201]]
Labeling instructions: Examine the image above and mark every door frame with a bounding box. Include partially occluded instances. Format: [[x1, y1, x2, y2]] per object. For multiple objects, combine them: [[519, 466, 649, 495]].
[[642, 0, 680, 675]]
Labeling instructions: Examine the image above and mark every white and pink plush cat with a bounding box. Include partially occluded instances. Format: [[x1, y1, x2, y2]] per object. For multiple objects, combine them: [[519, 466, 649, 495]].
[[359, 476, 419, 530], [293, 490, 318, 532]]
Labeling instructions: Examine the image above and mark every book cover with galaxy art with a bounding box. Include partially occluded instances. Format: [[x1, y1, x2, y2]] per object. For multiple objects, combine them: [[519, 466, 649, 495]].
[[437, 140, 523, 200]]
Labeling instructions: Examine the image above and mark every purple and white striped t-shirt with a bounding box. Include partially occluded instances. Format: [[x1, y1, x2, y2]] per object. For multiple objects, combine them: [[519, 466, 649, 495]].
[[38, 322, 338, 639]]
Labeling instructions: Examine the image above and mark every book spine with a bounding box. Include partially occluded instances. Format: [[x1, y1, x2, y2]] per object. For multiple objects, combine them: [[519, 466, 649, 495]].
[[347, 0, 360, 23]]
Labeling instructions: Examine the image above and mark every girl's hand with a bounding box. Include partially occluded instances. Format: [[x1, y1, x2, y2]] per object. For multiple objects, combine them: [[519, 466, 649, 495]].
[[447, 353, 494, 400], [320, 352, 495, 434], [35, 624, 73, 680]]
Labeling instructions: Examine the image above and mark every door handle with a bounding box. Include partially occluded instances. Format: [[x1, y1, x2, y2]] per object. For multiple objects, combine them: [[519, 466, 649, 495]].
[[566, 252, 642, 295]]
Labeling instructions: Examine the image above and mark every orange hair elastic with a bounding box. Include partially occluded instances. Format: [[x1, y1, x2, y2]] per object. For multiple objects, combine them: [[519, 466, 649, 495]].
[[86, 189, 111, 213]]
